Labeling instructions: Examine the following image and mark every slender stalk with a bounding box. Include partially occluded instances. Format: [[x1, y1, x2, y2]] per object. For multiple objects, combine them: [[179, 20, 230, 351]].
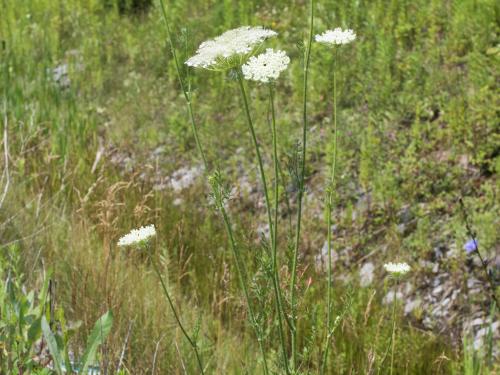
[[320, 47, 338, 375], [390, 283, 399, 375], [236, 70, 287, 374], [290, 0, 314, 368], [158, 2, 270, 372], [219, 207, 270, 375], [148, 249, 205, 374], [269, 83, 291, 374], [158, 0, 207, 167], [236, 69, 274, 247]]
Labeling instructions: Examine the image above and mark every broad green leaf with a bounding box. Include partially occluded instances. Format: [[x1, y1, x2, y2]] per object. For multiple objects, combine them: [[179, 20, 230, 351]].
[[79, 310, 113, 374], [41, 316, 63, 375]]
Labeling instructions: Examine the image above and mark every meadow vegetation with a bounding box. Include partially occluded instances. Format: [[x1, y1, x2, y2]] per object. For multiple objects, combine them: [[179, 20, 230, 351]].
[[1, 0, 499, 373]]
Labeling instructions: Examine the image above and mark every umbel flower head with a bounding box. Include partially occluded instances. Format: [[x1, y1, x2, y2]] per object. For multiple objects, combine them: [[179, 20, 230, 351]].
[[118, 225, 156, 247], [186, 26, 277, 71], [242, 48, 290, 83], [315, 28, 356, 45], [383, 262, 411, 276]]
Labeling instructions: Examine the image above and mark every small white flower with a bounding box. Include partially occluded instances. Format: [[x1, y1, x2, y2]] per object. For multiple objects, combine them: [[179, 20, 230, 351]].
[[315, 28, 356, 45], [118, 225, 156, 247], [383, 262, 411, 276], [242, 49, 290, 83], [186, 26, 277, 70]]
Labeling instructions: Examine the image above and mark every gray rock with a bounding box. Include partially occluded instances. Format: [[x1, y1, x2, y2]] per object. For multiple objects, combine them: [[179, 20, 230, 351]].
[[169, 166, 202, 192], [359, 262, 375, 287], [383, 290, 403, 304], [404, 299, 421, 315]]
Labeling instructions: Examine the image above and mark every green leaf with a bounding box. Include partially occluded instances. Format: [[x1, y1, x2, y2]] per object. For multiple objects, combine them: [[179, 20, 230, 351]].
[[27, 317, 41, 343], [79, 310, 113, 374], [41, 317, 63, 375]]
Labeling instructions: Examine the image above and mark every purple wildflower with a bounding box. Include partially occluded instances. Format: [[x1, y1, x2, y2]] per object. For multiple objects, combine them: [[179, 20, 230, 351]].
[[464, 239, 478, 255]]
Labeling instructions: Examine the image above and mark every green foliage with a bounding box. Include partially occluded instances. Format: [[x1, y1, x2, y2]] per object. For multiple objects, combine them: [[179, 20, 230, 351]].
[[0, 246, 50, 373], [1, 0, 498, 373]]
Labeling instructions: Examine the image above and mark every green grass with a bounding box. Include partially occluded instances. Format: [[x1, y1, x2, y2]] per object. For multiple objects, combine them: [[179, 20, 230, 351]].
[[1, 0, 499, 373]]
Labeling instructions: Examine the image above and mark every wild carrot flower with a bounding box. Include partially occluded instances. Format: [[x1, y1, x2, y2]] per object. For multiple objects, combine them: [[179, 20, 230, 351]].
[[242, 49, 290, 83], [464, 239, 478, 254], [185, 26, 277, 70], [383, 262, 411, 276], [117, 225, 156, 246], [315, 28, 356, 45]]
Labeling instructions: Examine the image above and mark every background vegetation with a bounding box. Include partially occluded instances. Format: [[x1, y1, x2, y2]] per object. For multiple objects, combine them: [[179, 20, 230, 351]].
[[1, 0, 499, 373]]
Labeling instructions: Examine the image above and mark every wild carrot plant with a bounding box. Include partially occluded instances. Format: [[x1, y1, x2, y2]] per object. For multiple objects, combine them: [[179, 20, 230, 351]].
[[241, 48, 291, 373], [118, 224, 206, 373], [161, 3, 277, 372], [315, 26, 357, 374]]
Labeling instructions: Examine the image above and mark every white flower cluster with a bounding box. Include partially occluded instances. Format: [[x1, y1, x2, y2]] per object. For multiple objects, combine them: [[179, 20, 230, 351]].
[[315, 28, 356, 45], [118, 224, 156, 247], [383, 262, 411, 275], [186, 26, 277, 69], [242, 49, 290, 83]]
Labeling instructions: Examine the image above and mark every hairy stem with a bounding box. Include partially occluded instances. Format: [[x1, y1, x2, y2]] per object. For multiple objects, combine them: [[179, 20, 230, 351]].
[[290, 0, 314, 368]]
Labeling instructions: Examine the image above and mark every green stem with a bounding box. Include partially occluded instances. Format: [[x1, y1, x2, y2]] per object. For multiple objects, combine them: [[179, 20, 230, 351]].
[[219, 208, 270, 375], [158, 2, 269, 372], [236, 69, 274, 248], [390, 282, 398, 375], [320, 47, 338, 375], [269, 83, 291, 374], [290, 0, 314, 368], [158, 0, 208, 167], [235, 71, 282, 375], [149, 250, 205, 374]]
